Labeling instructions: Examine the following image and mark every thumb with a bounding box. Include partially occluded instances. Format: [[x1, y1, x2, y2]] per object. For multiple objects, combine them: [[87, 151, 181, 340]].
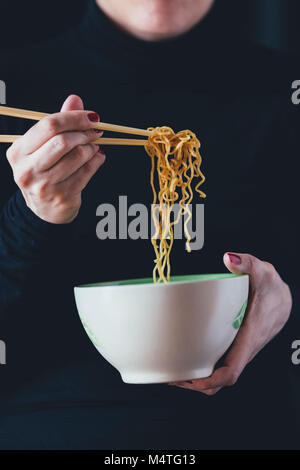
[[223, 252, 262, 278], [60, 94, 84, 112]]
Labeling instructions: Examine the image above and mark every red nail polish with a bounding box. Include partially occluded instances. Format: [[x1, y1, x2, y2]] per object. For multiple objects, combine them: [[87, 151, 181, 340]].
[[88, 112, 100, 122], [227, 253, 241, 265]]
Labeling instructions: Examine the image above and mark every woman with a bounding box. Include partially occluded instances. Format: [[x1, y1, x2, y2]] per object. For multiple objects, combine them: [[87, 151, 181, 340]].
[[0, 0, 297, 449]]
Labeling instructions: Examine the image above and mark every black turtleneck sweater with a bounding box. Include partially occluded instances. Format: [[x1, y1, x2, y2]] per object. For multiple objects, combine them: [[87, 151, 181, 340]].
[[0, 0, 299, 450]]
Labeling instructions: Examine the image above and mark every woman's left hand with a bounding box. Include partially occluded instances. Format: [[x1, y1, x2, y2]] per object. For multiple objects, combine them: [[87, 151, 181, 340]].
[[169, 252, 292, 395]]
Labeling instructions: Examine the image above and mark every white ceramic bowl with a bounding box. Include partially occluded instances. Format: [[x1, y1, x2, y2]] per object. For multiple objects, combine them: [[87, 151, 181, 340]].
[[74, 274, 249, 384]]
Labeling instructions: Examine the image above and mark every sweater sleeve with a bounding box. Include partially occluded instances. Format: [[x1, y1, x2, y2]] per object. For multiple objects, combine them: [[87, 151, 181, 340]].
[[0, 112, 77, 327], [0, 189, 73, 321]]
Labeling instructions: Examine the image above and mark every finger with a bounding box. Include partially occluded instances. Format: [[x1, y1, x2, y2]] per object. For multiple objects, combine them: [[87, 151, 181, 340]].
[[201, 387, 222, 395], [60, 150, 106, 194], [60, 96, 103, 136], [223, 252, 257, 276], [48, 143, 99, 183], [223, 252, 278, 289], [31, 129, 99, 171], [170, 366, 240, 391], [169, 381, 222, 395], [11, 109, 100, 157], [60, 94, 84, 112]]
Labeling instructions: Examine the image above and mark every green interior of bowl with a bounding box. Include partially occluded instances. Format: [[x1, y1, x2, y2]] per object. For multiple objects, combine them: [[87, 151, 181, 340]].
[[79, 273, 242, 288]]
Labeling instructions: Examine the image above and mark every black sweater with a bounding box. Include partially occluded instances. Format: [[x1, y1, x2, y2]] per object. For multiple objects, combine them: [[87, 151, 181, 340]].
[[0, 0, 299, 449]]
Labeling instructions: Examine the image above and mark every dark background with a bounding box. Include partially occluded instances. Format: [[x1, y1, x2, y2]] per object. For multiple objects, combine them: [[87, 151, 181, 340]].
[[0, 0, 299, 448], [0, 0, 300, 54]]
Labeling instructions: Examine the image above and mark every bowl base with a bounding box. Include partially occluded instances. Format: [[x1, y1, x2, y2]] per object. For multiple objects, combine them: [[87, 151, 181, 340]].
[[120, 367, 214, 384]]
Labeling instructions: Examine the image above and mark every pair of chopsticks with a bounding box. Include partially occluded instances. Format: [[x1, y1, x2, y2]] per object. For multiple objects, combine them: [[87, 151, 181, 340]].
[[0, 105, 151, 146]]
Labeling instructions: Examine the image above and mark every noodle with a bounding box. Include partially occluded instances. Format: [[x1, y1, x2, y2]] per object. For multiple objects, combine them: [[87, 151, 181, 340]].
[[144, 126, 206, 283]]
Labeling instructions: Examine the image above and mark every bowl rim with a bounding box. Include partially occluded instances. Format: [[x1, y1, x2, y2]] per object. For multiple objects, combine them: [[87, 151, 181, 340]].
[[74, 273, 249, 290]]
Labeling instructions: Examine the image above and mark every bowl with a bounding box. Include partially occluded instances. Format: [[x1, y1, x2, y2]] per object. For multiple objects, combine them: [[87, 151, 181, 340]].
[[74, 273, 249, 384]]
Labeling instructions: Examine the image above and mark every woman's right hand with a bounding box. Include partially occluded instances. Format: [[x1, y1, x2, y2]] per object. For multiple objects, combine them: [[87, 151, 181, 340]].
[[6, 95, 106, 224]]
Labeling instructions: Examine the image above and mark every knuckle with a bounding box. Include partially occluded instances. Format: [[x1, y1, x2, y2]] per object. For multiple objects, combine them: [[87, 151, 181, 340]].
[[52, 134, 69, 153], [262, 261, 279, 284], [263, 261, 275, 274], [242, 254, 259, 277], [53, 191, 66, 207], [226, 371, 239, 386], [92, 144, 100, 154], [247, 254, 260, 276], [43, 115, 60, 135], [6, 144, 16, 162], [14, 167, 33, 188], [248, 255, 277, 283], [284, 282, 293, 305], [203, 389, 219, 396], [53, 192, 80, 215], [76, 144, 86, 159], [281, 282, 293, 316], [6, 141, 22, 164], [87, 129, 97, 141], [89, 144, 99, 157], [83, 159, 94, 173], [34, 180, 49, 198]]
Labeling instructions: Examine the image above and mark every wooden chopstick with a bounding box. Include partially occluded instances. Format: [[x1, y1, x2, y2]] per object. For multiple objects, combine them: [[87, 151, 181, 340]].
[[0, 135, 148, 146], [0, 105, 152, 137]]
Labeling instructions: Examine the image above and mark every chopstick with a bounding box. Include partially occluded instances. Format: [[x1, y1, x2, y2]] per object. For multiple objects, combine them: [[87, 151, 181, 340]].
[[0, 105, 152, 137], [0, 135, 148, 146]]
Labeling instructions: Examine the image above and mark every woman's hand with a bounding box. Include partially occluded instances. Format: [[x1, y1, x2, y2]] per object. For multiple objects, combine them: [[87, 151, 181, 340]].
[[170, 252, 292, 395], [6, 94, 105, 224]]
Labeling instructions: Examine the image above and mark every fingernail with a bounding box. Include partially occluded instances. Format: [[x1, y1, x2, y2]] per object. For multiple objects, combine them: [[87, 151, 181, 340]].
[[98, 148, 105, 156], [227, 253, 241, 265], [94, 129, 102, 134], [88, 112, 100, 122]]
